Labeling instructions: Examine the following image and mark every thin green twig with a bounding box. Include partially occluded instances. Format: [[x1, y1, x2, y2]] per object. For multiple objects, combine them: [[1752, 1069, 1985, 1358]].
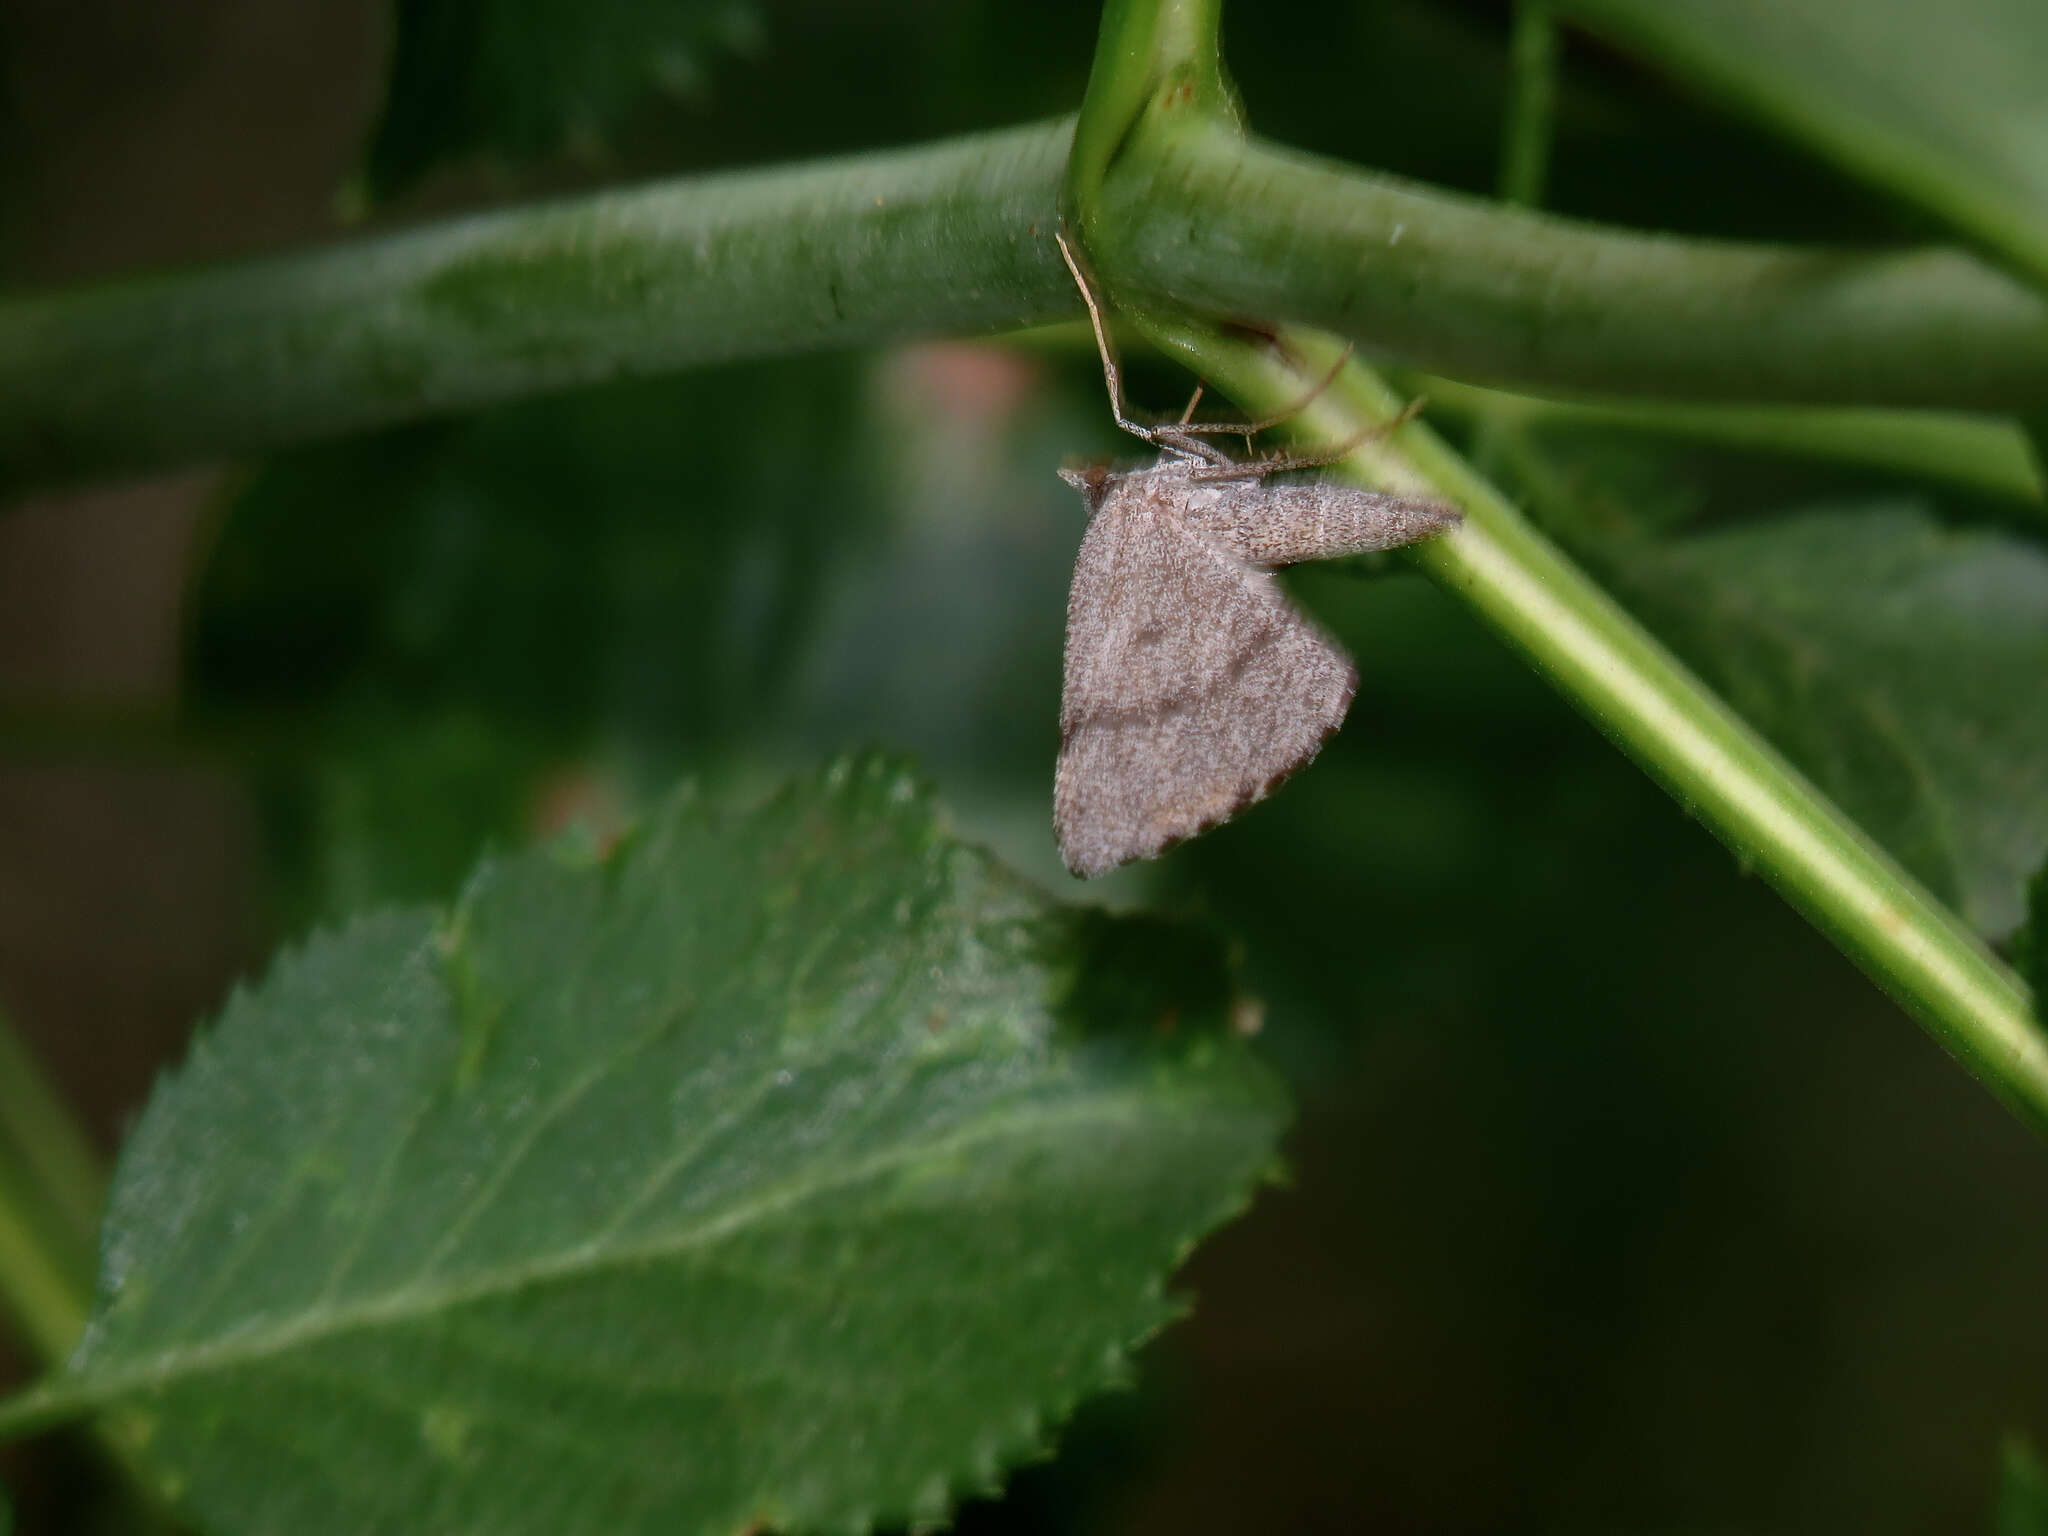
[[0, 1008, 98, 1369], [0, 1154, 89, 1369], [1474, 0, 1557, 477], [1414, 375, 2048, 510], [1153, 315, 2048, 1134], [0, 1010, 105, 1256], [1498, 1, 1557, 207]]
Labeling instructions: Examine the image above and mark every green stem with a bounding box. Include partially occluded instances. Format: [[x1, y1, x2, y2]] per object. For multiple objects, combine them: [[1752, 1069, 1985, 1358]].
[[1473, 0, 1557, 478], [0, 1008, 98, 1369], [0, 1015, 170, 1522], [1098, 121, 2048, 412], [0, 121, 1077, 494], [1145, 316, 2048, 1134], [1497, 1, 1556, 207], [1067, 0, 1236, 231], [0, 1154, 88, 1369], [1414, 375, 2047, 510], [9, 119, 2048, 488], [0, 1010, 105, 1256]]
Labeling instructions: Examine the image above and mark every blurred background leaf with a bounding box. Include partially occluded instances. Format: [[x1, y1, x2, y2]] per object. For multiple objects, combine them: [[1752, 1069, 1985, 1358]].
[[1455, 409, 2048, 941], [1601, 504, 2048, 941], [358, 0, 765, 203], [1554, 0, 2048, 285], [1999, 1437, 2048, 1536], [187, 355, 892, 926]]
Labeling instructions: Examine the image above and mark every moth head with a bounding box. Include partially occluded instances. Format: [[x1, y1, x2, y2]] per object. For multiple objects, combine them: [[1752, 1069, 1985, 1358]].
[[1058, 461, 1115, 518]]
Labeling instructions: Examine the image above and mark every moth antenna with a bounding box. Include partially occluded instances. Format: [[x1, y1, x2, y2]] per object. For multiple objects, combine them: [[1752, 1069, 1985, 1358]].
[[1177, 383, 1207, 426], [1056, 231, 1159, 446]]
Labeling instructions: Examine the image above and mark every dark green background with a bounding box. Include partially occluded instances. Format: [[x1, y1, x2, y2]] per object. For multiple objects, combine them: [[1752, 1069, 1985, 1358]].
[[1, 1, 2042, 1531]]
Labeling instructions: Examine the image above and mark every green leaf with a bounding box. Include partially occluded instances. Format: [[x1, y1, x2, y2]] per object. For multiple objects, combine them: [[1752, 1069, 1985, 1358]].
[[1601, 504, 2048, 940], [1998, 1436, 2048, 1536], [1554, 0, 2048, 287], [359, 0, 763, 201], [55, 757, 1286, 1535]]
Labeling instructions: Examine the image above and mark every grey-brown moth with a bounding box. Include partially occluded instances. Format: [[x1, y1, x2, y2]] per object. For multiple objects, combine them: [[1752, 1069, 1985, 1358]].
[[1053, 233, 1460, 879]]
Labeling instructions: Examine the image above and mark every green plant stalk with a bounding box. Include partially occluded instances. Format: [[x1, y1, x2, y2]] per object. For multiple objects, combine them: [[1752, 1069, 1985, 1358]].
[[0, 1031, 174, 1525], [10, 122, 2048, 489], [0, 121, 1077, 495], [1142, 313, 2047, 1134], [1414, 374, 2047, 507], [0, 1011, 105, 1255], [1011, 325, 2048, 507], [1098, 121, 2048, 413], [1497, 1, 1556, 207], [0, 1008, 97, 1370], [0, 1153, 88, 1369], [1474, 0, 1557, 478], [1067, 0, 1237, 233]]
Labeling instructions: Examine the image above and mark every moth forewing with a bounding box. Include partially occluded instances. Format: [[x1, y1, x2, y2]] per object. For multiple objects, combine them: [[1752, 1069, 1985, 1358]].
[[1054, 463, 1370, 878]]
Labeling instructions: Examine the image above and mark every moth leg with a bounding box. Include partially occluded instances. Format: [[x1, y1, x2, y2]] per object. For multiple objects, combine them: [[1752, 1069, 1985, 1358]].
[[1056, 231, 1164, 444], [1187, 396, 1428, 481], [1164, 345, 1356, 439]]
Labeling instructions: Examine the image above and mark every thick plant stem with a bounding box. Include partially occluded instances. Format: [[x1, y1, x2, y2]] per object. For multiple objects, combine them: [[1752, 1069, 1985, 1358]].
[[9, 122, 2048, 488], [0, 121, 1077, 494], [1145, 316, 2048, 1135], [1098, 121, 2048, 412]]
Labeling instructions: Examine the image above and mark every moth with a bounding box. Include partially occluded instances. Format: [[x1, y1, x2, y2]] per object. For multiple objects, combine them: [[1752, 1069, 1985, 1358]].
[[1053, 232, 1460, 879]]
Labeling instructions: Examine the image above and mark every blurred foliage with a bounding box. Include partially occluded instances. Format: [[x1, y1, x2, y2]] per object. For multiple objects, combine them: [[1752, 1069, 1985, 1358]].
[[1487, 420, 2048, 940], [2000, 1438, 2048, 1536], [190, 356, 891, 926], [1555, 0, 2048, 285], [359, 0, 764, 201], [1604, 506, 2048, 939], [2024, 859, 2047, 1008]]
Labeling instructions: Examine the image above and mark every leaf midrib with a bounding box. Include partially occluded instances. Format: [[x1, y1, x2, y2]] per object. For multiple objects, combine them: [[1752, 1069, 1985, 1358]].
[[55, 1088, 1219, 1420]]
